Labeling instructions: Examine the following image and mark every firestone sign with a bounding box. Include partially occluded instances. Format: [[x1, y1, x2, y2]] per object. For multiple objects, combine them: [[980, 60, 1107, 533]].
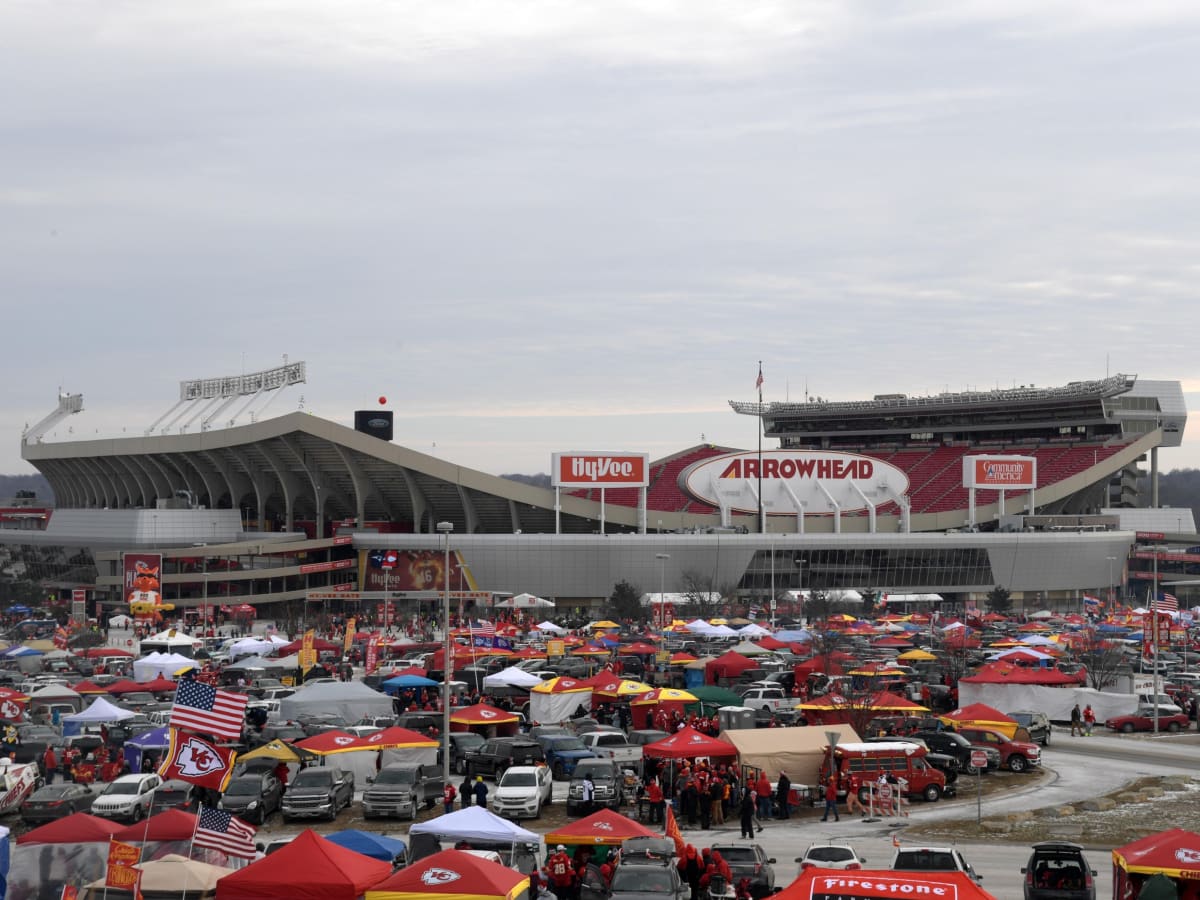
[[683, 450, 910, 516], [962, 455, 1036, 490], [552, 452, 649, 488]]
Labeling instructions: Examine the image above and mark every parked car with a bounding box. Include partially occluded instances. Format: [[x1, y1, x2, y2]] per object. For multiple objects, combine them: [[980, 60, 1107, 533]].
[[536, 735, 595, 780], [579, 732, 642, 766], [20, 782, 95, 825], [892, 846, 982, 884], [620, 836, 677, 867], [737, 687, 794, 713], [296, 714, 348, 738], [1008, 711, 1052, 746], [709, 842, 776, 899], [149, 779, 196, 815], [362, 763, 443, 820], [914, 730, 1000, 774], [466, 738, 546, 779], [567, 758, 622, 815], [627, 729, 670, 747], [280, 766, 354, 821], [866, 736, 958, 784], [606, 859, 690, 900], [90, 773, 163, 823], [395, 713, 441, 737], [219, 773, 283, 825], [440, 732, 486, 775], [1105, 706, 1191, 734], [796, 842, 866, 873], [491, 765, 554, 820], [953, 726, 1041, 772], [819, 741, 947, 802], [1021, 841, 1096, 900]]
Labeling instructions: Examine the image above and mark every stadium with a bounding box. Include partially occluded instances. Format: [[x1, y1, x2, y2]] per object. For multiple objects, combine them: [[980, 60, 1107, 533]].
[[3, 364, 1192, 619]]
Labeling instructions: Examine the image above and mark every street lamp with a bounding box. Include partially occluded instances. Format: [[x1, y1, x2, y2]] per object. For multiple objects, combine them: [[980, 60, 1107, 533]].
[[436, 521, 455, 785], [1106, 556, 1117, 608], [655, 553, 670, 632]]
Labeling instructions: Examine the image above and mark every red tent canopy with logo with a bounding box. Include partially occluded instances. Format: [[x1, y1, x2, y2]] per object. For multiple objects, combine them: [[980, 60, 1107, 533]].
[[961, 663, 1084, 686], [217, 828, 392, 900], [1113, 828, 1200, 899], [113, 808, 200, 842], [450, 704, 519, 727], [365, 848, 529, 900], [642, 726, 737, 760], [779, 868, 997, 900], [544, 808, 659, 847], [349, 726, 439, 751], [295, 730, 361, 754], [105, 679, 149, 695], [17, 812, 122, 844], [278, 637, 342, 654]]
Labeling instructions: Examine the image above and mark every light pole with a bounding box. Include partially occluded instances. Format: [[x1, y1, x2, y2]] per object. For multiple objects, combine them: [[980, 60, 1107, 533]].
[[1106, 555, 1117, 609], [769, 539, 776, 631], [202, 560, 209, 639], [436, 521, 455, 786], [655, 553, 670, 632]]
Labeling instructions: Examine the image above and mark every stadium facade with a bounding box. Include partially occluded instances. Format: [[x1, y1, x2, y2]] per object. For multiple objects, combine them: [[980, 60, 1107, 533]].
[[3, 368, 1192, 617]]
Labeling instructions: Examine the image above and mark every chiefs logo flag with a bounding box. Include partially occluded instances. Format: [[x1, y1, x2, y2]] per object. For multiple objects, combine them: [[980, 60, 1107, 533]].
[[158, 728, 237, 791]]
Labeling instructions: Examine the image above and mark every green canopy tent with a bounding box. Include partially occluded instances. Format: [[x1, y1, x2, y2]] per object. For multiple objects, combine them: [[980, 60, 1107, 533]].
[[686, 685, 745, 715]]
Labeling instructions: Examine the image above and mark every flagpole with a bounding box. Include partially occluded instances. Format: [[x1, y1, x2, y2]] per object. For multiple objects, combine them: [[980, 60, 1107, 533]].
[[757, 361, 764, 534], [188, 802, 203, 861]]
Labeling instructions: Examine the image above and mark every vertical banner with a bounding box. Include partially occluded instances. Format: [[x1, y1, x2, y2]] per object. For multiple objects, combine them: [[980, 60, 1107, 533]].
[[122, 552, 163, 606], [365, 635, 379, 675], [344, 618, 356, 656], [105, 839, 143, 895], [71, 589, 87, 623], [299, 629, 316, 674]]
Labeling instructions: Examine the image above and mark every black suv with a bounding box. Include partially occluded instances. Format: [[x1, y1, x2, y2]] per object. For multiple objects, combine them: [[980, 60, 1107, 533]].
[[709, 843, 776, 899], [465, 738, 545, 778], [1021, 841, 1096, 900], [395, 713, 441, 738], [1008, 711, 1052, 747]]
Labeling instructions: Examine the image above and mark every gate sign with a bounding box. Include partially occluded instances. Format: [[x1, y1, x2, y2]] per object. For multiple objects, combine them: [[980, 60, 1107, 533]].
[[963, 455, 1036, 490], [682, 450, 910, 516], [552, 452, 649, 488]]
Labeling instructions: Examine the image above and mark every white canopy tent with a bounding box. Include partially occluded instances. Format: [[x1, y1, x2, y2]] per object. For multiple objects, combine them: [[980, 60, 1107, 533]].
[[410, 804, 539, 844], [534, 621, 566, 634], [495, 593, 555, 609], [738, 623, 772, 637], [278, 680, 392, 723], [63, 696, 137, 724], [133, 652, 198, 681]]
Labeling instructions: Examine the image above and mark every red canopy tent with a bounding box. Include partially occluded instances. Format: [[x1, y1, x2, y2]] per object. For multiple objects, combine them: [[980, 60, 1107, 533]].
[[105, 679, 149, 695], [621, 642, 659, 656], [216, 828, 392, 900], [960, 664, 1084, 686], [113, 808, 201, 842], [544, 808, 659, 846], [797, 691, 929, 726], [450, 704, 520, 736], [68, 680, 107, 695], [79, 647, 134, 659], [366, 849, 529, 900], [278, 637, 342, 654], [754, 636, 787, 651], [295, 730, 361, 754], [779, 868, 997, 900], [1113, 828, 1200, 900], [349, 726, 439, 751], [18, 812, 122, 844], [642, 726, 736, 760], [139, 676, 179, 693], [705, 651, 758, 684]]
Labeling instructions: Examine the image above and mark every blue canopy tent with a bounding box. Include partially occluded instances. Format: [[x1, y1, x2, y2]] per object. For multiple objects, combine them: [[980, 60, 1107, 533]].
[[381, 674, 438, 694], [123, 726, 170, 774], [324, 829, 407, 862], [1, 646, 42, 658]]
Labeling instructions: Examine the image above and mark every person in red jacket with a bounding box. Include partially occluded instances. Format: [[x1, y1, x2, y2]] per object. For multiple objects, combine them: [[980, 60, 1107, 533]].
[[754, 772, 772, 820], [42, 746, 58, 785], [645, 777, 665, 824], [548, 845, 575, 899]]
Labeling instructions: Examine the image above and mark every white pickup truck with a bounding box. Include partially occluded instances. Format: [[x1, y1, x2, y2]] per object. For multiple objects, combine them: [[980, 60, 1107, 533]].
[[738, 686, 795, 713], [579, 732, 642, 766]]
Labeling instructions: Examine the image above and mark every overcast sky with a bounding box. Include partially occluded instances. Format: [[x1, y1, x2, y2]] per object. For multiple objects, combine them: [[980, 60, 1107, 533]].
[[4, 2, 1200, 479]]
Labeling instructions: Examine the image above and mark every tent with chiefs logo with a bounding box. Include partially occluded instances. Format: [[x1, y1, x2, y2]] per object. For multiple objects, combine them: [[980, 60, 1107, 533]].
[[1113, 828, 1200, 899], [544, 808, 658, 848], [216, 828, 392, 900], [778, 868, 996, 900], [295, 726, 437, 787], [449, 704, 521, 737], [365, 848, 530, 900]]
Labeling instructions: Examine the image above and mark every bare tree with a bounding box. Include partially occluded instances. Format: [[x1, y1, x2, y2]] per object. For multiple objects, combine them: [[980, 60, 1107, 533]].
[[1076, 628, 1129, 690], [679, 569, 720, 618]]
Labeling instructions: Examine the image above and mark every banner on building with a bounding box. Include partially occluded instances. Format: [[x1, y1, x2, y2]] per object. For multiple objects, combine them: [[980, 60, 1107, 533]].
[[299, 630, 316, 674]]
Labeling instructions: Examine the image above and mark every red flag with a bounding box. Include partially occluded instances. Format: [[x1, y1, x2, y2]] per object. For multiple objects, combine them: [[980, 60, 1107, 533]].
[[106, 839, 144, 899], [365, 635, 379, 675], [664, 803, 685, 857], [60, 887, 79, 900], [157, 728, 237, 791]]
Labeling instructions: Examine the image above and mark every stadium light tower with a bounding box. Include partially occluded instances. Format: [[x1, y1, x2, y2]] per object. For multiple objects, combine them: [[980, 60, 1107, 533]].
[[436, 521, 455, 785]]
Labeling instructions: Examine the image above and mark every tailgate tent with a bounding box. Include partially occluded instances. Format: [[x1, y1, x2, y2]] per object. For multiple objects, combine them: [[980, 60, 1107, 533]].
[[957, 681, 1137, 723], [529, 677, 592, 725], [61, 696, 137, 736], [111, 808, 247, 868], [12, 813, 122, 900], [483, 667, 543, 690], [780, 869, 996, 900], [325, 830, 407, 864], [719, 723, 860, 784], [1113, 829, 1200, 899], [367, 849, 530, 900], [278, 680, 393, 724], [133, 652, 198, 681], [545, 809, 658, 847], [216, 828, 391, 900], [642, 727, 737, 761], [124, 726, 171, 775], [408, 806, 540, 870], [82, 853, 234, 900]]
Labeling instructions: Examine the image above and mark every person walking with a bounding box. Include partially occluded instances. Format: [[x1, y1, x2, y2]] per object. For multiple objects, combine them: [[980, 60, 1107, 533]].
[[473, 775, 489, 810], [1070, 703, 1082, 737], [460, 774, 474, 807], [443, 780, 457, 814], [739, 790, 756, 839], [646, 777, 664, 825], [42, 745, 57, 785], [1083, 704, 1096, 737], [754, 771, 772, 821], [820, 778, 840, 822]]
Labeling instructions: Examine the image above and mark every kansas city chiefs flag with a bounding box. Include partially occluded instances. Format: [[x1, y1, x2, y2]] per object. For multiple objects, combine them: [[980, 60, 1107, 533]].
[[158, 728, 237, 791]]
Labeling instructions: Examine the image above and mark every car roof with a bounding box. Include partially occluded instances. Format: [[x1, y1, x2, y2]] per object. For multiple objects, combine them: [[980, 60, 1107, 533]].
[[1031, 841, 1084, 850]]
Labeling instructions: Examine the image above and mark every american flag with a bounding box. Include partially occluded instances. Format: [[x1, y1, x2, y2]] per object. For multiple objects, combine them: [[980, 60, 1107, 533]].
[[194, 806, 256, 859], [1155, 592, 1179, 614], [170, 680, 249, 741], [471, 620, 496, 635], [755, 363, 764, 400]]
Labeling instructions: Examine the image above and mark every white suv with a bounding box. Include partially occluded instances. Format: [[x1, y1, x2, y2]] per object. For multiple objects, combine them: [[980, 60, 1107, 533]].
[[491, 765, 553, 820], [90, 774, 163, 822]]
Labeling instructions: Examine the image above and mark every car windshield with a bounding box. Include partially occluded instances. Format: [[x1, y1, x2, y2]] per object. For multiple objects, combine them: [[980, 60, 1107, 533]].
[[226, 779, 261, 796], [375, 769, 416, 784], [576, 764, 614, 781], [714, 847, 757, 863], [548, 738, 585, 751], [32, 786, 75, 800], [455, 734, 485, 749], [292, 770, 331, 788], [502, 771, 537, 787], [806, 847, 855, 863], [612, 868, 673, 893], [104, 782, 143, 796]]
